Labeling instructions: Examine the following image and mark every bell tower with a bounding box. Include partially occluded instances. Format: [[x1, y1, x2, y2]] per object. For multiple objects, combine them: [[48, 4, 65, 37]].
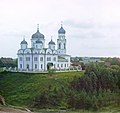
[[57, 23, 66, 55]]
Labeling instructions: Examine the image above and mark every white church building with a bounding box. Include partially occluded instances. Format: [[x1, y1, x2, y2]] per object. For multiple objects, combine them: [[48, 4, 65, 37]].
[[17, 24, 71, 71]]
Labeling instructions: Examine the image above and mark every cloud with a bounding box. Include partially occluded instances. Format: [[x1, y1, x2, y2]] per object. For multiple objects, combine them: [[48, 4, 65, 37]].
[[1, 0, 120, 57]]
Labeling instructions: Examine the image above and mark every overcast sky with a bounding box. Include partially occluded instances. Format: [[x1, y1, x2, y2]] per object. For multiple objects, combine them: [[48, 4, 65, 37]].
[[0, 0, 120, 58]]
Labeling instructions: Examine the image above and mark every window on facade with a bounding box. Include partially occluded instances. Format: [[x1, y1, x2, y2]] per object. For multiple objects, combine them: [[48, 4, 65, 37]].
[[59, 43, 61, 49], [35, 64, 37, 69], [61, 64, 63, 67], [47, 52, 50, 54], [54, 64, 55, 68], [64, 43, 66, 49], [53, 57, 56, 61], [65, 64, 66, 67], [34, 57, 38, 61], [20, 57, 22, 61], [20, 64, 22, 68], [36, 45, 38, 48], [57, 64, 59, 67], [67, 64, 68, 67], [26, 57, 30, 61], [47, 57, 51, 61], [40, 57, 43, 61], [41, 64, 43, 69]]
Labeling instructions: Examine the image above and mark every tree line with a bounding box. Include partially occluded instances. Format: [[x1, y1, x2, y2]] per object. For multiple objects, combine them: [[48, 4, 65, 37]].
[[0, 57, 17, 68], [31, 61, 120, 110]]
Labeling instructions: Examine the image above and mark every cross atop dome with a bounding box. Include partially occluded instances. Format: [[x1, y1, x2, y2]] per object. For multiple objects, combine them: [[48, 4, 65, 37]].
[[37, 24, 39, 32], [21, 37, 27, 44], [61, 21, 63, 27], [51, 36, 53, 40], [23, 35, 25, 40]]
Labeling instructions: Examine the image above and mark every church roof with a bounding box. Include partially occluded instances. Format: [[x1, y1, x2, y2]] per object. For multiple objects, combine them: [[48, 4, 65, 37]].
[[21, 39, 28, 44], [32, 24, 45, 39], [48, 39, 55, 45], [58, 56, 68, 62], [58, 24, 66, 34]]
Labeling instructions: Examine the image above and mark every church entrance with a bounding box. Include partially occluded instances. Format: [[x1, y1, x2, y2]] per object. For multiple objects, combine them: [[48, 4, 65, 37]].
[[47, 63, 53, 70], [26, 64, 29, 70]]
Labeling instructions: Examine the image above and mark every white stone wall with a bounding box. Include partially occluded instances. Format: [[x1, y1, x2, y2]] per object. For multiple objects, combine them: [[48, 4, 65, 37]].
[[35, 43, 43, 49], [64, 55, 71, 67], [21, 44, 27, 49], [18, 53, 70, 71], [45, 54, 57, 70], [33, 55, 39, 71], [57, 35, 66, 55], [31, 38, 36, 48], [38, 55, 44, 71], [18, 55, 24, 71], [57, 62, 69, 69], [23, 54, 33, 70], [48, 44, 55, 50]]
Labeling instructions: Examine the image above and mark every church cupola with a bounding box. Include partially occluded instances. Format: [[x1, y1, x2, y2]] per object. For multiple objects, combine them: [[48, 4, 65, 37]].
[[58, 24, 66, 34], [31, 24, 45, 48], [32, 24, 45, 39], [20, 38, 28, 49], [48, 37, 55, 50]]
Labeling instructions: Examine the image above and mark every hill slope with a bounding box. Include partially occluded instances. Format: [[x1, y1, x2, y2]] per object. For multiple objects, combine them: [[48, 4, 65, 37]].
[[0, 71, 83, 107]]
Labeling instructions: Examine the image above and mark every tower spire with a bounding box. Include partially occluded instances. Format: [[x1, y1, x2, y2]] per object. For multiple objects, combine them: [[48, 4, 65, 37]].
[[37, 24, 39, 32]]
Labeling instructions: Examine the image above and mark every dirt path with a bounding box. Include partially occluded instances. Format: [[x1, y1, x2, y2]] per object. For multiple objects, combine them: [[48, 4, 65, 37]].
[[0, 107, 33, 113]]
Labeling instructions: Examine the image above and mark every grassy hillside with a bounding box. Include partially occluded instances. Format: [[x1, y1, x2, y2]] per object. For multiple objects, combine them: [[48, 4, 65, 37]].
[[0, 67, 3, 72], [1, 67, 120, 113], [0, 71, 83, 107]]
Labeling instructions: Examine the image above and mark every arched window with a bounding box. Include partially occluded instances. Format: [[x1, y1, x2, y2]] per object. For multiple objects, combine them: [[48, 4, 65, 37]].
[[47, 52, 50, 54], [59, 43, 61, 49]]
